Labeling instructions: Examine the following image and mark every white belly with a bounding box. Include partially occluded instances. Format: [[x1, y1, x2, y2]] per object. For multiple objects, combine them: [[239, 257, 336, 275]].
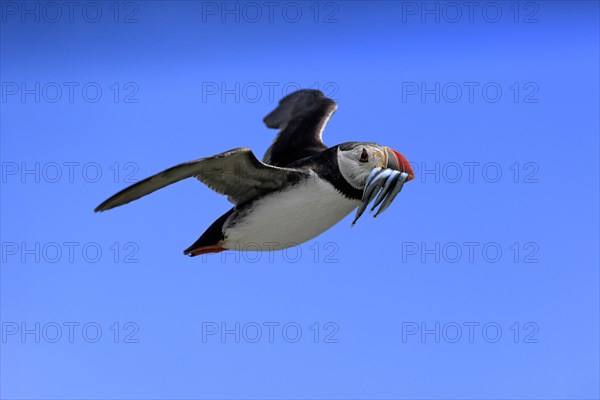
[[223, 173, 360, 250]]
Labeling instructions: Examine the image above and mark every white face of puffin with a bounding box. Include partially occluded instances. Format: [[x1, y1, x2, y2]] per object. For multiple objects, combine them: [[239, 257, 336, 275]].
[[337, 142, 415, 225], [337, 144, 389, 189]]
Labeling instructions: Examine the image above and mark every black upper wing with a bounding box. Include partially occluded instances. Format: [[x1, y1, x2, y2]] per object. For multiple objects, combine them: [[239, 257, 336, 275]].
[[95, 148, 307, 212], [262, 89, 337, 167]]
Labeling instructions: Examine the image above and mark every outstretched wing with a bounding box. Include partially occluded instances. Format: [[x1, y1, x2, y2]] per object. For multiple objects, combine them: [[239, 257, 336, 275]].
[[94, 148, 306, 212], [263, 89, 337, 167]]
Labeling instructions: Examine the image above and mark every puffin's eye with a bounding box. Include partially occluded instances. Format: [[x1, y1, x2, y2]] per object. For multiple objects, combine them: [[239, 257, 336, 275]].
[[359, 148, 369, 163]]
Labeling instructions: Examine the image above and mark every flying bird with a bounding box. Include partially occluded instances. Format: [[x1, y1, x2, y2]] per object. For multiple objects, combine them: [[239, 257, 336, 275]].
[[95, 90, 414, 256]]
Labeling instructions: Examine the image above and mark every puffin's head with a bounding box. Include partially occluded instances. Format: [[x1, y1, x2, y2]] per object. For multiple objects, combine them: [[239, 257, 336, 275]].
[[337, 142, 414, 189]]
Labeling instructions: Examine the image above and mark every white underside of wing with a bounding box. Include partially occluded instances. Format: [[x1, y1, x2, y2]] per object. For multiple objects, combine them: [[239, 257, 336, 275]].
[[223, 172, 359, 251]]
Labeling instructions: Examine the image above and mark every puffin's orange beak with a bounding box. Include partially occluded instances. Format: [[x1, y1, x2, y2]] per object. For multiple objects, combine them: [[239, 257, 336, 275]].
[[385, 147, 414, 181]]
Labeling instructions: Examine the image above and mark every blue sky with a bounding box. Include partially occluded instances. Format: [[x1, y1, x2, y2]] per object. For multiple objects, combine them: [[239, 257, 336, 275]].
[[1, 1, 599, 399]]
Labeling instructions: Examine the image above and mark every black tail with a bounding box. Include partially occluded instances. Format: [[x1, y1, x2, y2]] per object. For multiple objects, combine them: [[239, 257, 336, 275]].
[[183, 208, 234, 256]]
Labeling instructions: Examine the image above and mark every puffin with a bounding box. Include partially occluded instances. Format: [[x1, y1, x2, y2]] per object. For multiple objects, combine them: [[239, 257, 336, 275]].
[[95, 90, 414, 256]]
